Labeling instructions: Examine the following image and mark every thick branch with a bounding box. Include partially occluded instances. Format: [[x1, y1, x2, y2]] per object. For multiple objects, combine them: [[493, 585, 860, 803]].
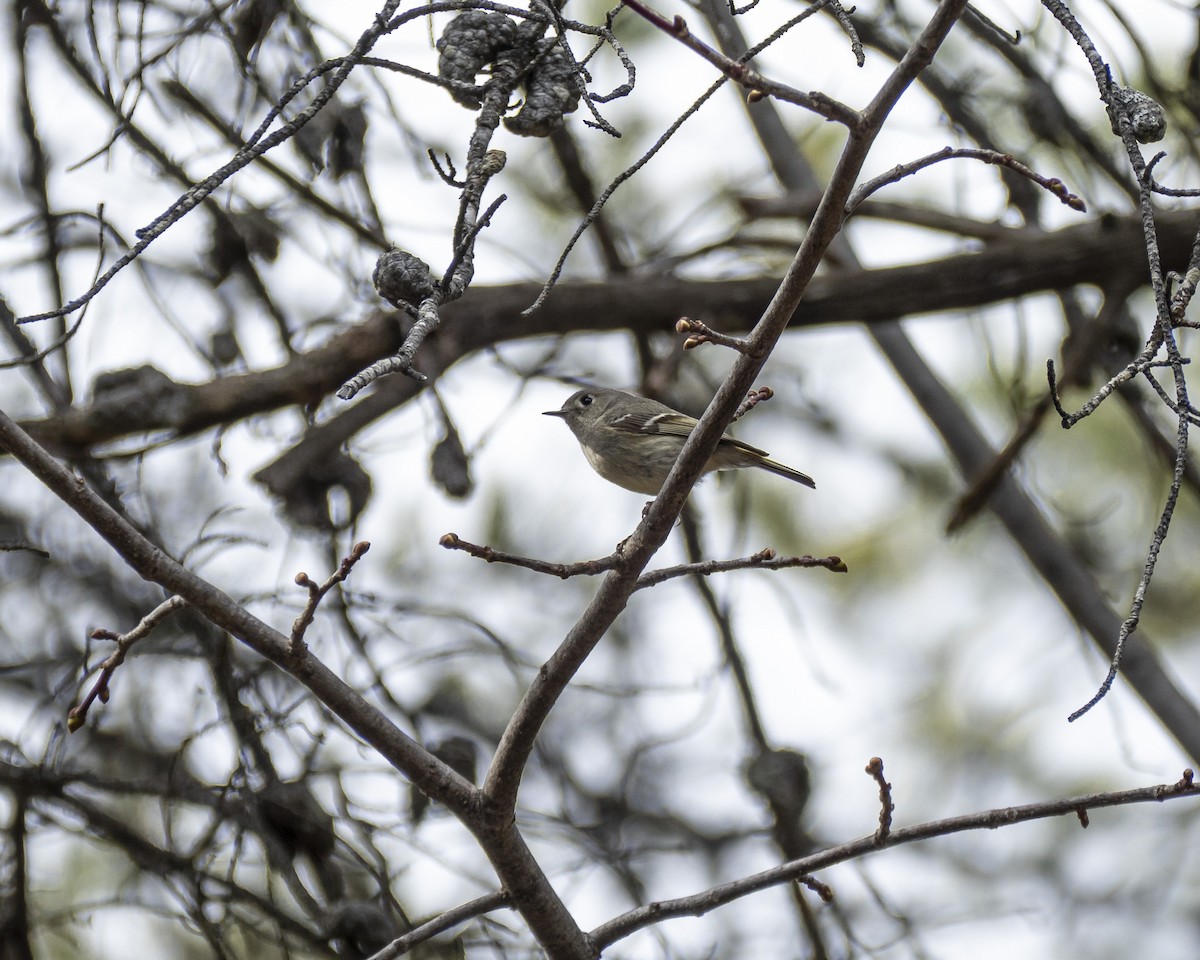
[[0, 410, 471, 807], [0, 408, 595, 960], [18, 209, 1198, 456]]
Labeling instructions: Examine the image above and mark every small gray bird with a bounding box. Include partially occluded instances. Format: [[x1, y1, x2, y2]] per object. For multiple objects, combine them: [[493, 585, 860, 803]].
[[544, 387, 816, 495]]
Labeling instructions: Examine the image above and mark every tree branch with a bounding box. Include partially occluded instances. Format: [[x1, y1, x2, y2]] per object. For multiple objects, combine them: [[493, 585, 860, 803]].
[[480, 0, 970, 819], [17, 209, 1199, 457], [590, 770, 1199, 950]]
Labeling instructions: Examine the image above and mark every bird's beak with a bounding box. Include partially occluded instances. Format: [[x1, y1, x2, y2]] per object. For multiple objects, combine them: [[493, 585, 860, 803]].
[[542, 409, 566, 418]]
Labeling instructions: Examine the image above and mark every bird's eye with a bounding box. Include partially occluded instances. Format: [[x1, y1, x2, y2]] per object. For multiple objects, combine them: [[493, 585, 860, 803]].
[[579, 394, 594, 406]]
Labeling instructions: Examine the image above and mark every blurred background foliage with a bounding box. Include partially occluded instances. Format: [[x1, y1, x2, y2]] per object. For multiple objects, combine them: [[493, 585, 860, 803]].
[[1, 0, 1199, 958]]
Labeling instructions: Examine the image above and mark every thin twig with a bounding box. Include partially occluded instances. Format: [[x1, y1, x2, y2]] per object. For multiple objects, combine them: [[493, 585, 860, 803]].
[[635, 549, 846, 589], [1047, 331, 1163, 428], [365, 891, 512, 960], [845, 146, 1085, 216], [865, 757, 894, 845], [1169, 222, 1200, 323], [732, 386, 774, 422], [623, 0, 858, 124], [439, 533, 619, 578], [68, 595, 188, 732], [677, 316, 750, 353], [797, 875, 835, 903], [291, 541, 371, 650], [523, 75, 728, 315]]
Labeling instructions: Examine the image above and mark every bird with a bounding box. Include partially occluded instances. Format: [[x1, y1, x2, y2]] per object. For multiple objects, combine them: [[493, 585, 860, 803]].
[[543, 387, 815, 496]]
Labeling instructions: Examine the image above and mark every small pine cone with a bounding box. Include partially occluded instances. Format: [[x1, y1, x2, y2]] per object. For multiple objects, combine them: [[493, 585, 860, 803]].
[[437, 11, 518, 108], [372, 248, 435, 308]]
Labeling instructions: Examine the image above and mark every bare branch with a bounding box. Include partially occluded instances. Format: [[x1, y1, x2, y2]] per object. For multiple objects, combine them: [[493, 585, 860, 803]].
[[623, 0, 859, 125], [634, 548, 846, 589], [366, 892, 512, 960], [590, 770, 1200, 950], [12, 209, 1200, 459], [440, 532, 618, 578], [845, 146, 1086, 216], [483, 0, 971, 818], [0, 406, 472, 809]]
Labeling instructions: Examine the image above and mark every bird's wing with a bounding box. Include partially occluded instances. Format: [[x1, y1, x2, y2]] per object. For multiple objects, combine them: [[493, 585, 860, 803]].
[[609, 410, 694, 437], [610, 411, 771, 456]]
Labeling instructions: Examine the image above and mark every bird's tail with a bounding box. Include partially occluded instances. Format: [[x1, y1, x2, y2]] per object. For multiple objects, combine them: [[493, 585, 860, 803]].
[[757, 456, 816, 489]]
